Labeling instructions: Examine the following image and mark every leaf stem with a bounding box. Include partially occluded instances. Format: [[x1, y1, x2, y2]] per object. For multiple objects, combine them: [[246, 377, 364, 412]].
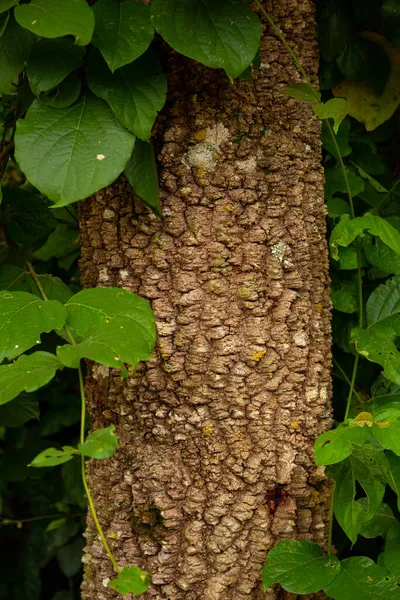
[[0, 513, 82, 526], [78, 362, 120, 574], [372, 177, 400, 215], [332, 357, 362, 404], [26, 261, 49, 301]]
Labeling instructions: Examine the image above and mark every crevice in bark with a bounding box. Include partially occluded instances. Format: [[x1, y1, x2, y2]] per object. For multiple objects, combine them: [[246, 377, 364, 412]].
[[79, 1, 332, 598]]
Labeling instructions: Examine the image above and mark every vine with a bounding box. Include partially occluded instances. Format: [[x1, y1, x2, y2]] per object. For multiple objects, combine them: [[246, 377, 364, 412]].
[[0, 0, 400, 598]]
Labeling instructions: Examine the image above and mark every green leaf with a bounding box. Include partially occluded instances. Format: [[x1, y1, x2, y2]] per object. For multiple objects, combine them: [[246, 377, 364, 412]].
[[78, 425, 118, 459], [34, 224, 80, 262], [87, 49, 167, 140], [15, 94, 135, 206], [372, 420, 400, 455], [56, 536, 84, 578], [386, 451, 400, 504], [64, 287, 155, 345], [330, 214, 400, 261], [62, 458, 86, 509], [0, 291, 66, 361], [383, 524, 400, 579], [324, 556, 400, 599], [360, 503, 397, 538], [15, 0, 94, 46], [262, 541, 340, 594], [1, 188, 57, 245], [45, 518, 67, 533], [40, 72, 82, 109], [314, 423, 371, 466], [313, 98, 348, 133], [325, 166, 364, 198], [151, 0, 261, 80], [331, 274, 358, 313], [29, 446, 78, 467], [322, 118, 352, 160], [0, 352, 62, 405], [337, 35, 391, 95], [327, 197, 351, 219], [0, 14, 33, 95], [0, 392, 39, 427], [108, 566, 151, 595], [27, 39, 85, 96], [0, 0, 18, 12], [283, 83, 321, 103], [0, 265, 36, 293], [36, 275, 73, 304], [326, 445, 388, 543], [124, 140, 161, 216], [363, 217, 400, 276], [317, 0, 354, 62], [352, 277, 400, 383], [92, 0, 154, 72]]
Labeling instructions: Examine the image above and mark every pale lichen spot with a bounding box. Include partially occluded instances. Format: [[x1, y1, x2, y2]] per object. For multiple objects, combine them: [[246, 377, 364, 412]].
[[235, 157, 257, 173], [96, 154, 105, 161], [271, 240, 292, 266], [99, 267, 109, 283], [102, 578, 110, 588], [92, 364, 110, 380], [119, 269, 129, 280], [182, 123, 230, 170], [103, 208, 115, 219]]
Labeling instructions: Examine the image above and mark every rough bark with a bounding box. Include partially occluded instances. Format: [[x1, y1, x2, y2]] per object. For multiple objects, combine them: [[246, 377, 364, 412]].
[[80, 1, 332, 598]]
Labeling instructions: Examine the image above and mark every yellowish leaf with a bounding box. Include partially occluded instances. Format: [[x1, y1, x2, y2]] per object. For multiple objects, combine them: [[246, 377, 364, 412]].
[[333, 33, 400, 131]]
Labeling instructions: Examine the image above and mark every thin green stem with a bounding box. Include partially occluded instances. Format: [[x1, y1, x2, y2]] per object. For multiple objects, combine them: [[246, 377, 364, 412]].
[[344, 354, 360, 421], [78, 362, 120, 574], [1, 513, 82, 526], [332, 357, 362, 404], [253, 0, 312, 87], [327, 483, 335, 555], [26, 261, 49, 301]]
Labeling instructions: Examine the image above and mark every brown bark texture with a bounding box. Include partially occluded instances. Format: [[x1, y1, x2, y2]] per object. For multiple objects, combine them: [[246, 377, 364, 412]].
[[79, 1, 332, 598]]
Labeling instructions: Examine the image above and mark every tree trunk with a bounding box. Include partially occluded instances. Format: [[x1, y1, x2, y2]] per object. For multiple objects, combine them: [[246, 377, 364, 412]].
[[80, 1, 332, 598]]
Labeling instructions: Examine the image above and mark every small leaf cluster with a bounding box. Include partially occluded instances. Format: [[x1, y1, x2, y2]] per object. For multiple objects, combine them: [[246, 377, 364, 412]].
[[263, 2, 400, 597]]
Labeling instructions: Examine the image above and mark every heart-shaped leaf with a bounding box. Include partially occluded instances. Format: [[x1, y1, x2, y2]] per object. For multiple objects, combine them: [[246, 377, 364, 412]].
[[324, 556, 400, 599], [87, 49, 166, 140], [0, 291, 66, 362], [92, 0, 153, 72], [15, 94, 135, 206], [108, 566, 151, 595], [124, 140, 161, 216], [151, 0, 261, 80], [0, 352, 63, 406], [313, 98, 349, 133], [78, 425, 118, 459], [15, 0, 94, 46], [262, 541, 340, 594]]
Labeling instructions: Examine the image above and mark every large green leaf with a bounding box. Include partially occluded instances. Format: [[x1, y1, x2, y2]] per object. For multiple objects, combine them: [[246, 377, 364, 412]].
[[372, 420, 400, 456], [64, 287, 155, 345], [337, 35, 390, 95], [108, 566, 151, 596], [324, 556, 400, 599], [0, 265, 36, 293], [0, 291, 66, 362], [34, 224, 80, 262], [364, 217, 400, 275], [326, 445, 388, 543], [383, 524, 400, 579], [314, 423, 371, 466], [151, 0, 261, 80], [330, 214, 400, 261], [92, 0, 153, 72], [15, 0, 94, 46], [87, 49, 166, 140], [78, 425, 118, 459], [124, 140, 161, 216], [36, 275, 73, 304], [27, 39, 85, 96], [360, 503, 397, 539], [15, 94, 135, 206], [0, 352, 62, 405], [352, 277, 400, 383], [262, 541, 340, 594], [0, 14, 33, 94], [0, 0, 18, 12]]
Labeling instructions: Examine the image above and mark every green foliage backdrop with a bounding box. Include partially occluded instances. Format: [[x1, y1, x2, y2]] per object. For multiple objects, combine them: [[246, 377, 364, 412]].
[[0, 0, 400, 598]]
